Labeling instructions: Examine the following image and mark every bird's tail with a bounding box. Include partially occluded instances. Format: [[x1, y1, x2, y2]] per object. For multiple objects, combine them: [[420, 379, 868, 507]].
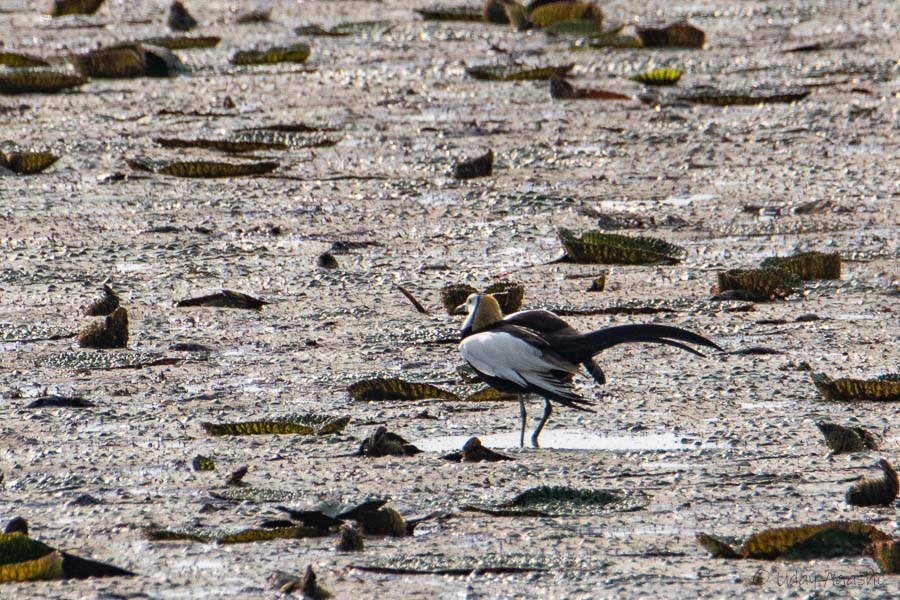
[[569, 324, 723, 358]]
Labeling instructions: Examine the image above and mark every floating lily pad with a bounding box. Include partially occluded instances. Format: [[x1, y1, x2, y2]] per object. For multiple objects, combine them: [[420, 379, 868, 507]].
[[128, 159, 278, 178], [175, 290, 268, 309], [35, 351, 178, 370], [528, 1, 602, 29], [715, 268, 797, 301], [637, 22, 705, 48], [466, 64, 574, 81], [630, 67, 682, 86], [201, 414, 350, 436], [140, 35, 221, 50], [347, 378, 460, 402], [811, 373, 900, 402], [48, 0, 104, 16], [0, 151, 59, 174], [0, 52, 49, 68], [846, 459, 898, 507], [231, 44, 311, 65], [698, 521, 890, 560], [0, 70, 86, 94], [760, 251, 841, 280], [153, 137, 288, 153], [816, 422, 879, 454], [558, 228, 684, 265], [415, 6, 483, 21]]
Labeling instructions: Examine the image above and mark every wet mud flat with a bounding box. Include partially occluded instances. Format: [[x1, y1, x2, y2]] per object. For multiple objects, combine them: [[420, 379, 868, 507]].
[[1, 0, 899, 597]]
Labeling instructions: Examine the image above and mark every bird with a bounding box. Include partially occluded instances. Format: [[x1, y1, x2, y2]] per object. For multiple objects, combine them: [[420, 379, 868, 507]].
[[455, 293, 723, 448]]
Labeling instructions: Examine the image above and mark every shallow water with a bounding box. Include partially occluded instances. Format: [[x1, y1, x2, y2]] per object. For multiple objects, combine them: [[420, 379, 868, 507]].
[[416, 429, 724, 452]]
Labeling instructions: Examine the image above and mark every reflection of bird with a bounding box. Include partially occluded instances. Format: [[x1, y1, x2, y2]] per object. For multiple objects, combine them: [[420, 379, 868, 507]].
[[456, 293, 722, 448]]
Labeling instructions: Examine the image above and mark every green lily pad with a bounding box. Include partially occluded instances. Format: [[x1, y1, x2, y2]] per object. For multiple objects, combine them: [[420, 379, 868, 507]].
[[231, 44, 311, 65], [466, 64, 574, 81], [811, 373, 900, 402], [760, 251, 841, 280], [630, 67, 682, 86]]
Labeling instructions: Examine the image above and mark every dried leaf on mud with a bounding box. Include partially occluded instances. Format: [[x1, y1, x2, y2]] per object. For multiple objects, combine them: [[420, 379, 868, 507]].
[[347, 378, 460, 402], [453, 149, 493, 180], [698, 521, 890, 560], [636, 22, 705, 48], [200, 414, 351, 436], [558, 228, 684, 265], [462, 387, 518, 402], [442, 437, 514, 462], [466, 64, 574, 81], [77, 307, 129, 349], [153, 137, 288, 153], [845, 459, 899, 507], [0, 151, 59, 174], [144, 526, 325, 544], [760, 251, 841, 280], [356, 426, 422, 457], [415, 6, 483, 21], [127, 159, 278, 178], [0, 70, 86, 94], [140, 35, 221, 50], [47, 0, 104, 17], [85, 283, 120, 316], [231, 44, 311, 65], [866, 540, 900, 574], [175, 290, 267, 309], [0, 52, 49, 68], [715, 269, 797, 301], [811, 373, 900, 402], [815, 422, 880, 454], [528, 2, 603, 29]]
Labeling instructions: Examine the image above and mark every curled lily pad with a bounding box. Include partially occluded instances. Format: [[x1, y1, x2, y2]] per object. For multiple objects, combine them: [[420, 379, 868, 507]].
[[811, 373, 900, 402], [231, 44, 311, 65], [466, 64, 574, 81], [715, 268, 797, 301], [415, 6, 483, 21], [0, 550, 64, 583], [72, 47, 146, 78], [140, 35, 221, 50], [630, 67, 682, 86], [200, 414, 350, 436], [696, 533, 741, 559], [175, 290, 267, 309], [77, 307, 128, 349], [0, 531, 132, 581], [153, 137, 288, 153], [483, 281, 525, 313], [558, 228, 684, 265], [0, 70, 86, 94], [347, 378, 460, 402], [0, 151, 59, 174], [816, 422, 879, 454], [637, 21, 705, 48], [0, 52, 49, 68], [48, 0, 104, 16], [846, 459, 898, 507], [128, 158, 278, 178], [760, 251, 841, 280], [528, 1, 602, 29]]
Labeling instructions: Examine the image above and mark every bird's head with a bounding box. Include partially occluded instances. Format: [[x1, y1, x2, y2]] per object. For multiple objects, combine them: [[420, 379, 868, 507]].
[[455, 293, 503, 336]]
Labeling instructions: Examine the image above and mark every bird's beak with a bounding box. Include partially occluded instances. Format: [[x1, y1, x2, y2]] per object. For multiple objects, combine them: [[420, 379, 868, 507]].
[[453, 303, 468, 315]]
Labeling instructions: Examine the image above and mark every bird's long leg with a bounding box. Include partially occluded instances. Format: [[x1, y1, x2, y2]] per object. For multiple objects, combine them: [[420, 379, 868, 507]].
[[518, 394, 527, 448], [531, 399, 553, 448]]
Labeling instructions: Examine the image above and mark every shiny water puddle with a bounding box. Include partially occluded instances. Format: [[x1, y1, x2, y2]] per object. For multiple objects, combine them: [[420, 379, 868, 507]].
[[415, 429, 723, 452]]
